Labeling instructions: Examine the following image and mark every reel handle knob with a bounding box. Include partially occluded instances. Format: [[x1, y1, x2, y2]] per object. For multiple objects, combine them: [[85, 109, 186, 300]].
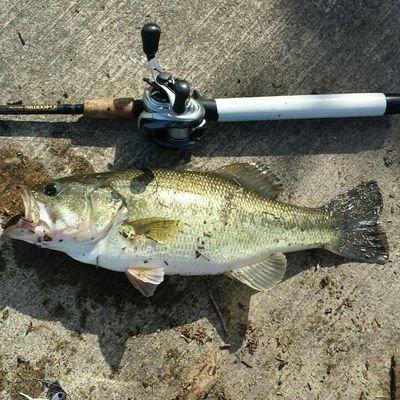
[[173, 79, 190, 114], [141, 23, 161, 60]]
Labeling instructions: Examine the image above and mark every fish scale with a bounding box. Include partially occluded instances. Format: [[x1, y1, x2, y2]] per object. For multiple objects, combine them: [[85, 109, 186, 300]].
[[104, 169, 336, 265]]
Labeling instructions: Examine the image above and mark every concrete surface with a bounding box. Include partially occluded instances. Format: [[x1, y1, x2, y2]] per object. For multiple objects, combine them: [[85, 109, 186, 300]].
[[0, 1, 400, 399]]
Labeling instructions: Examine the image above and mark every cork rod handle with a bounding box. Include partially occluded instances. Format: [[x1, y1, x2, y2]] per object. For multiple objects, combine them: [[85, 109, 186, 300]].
[[83, 97, 140, 119]]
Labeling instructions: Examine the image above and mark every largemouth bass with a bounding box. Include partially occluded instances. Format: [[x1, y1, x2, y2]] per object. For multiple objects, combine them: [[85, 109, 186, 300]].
[[4, 163, 388, 296]]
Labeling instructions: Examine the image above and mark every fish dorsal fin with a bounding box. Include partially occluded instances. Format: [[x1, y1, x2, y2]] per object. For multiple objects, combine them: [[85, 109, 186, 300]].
[[226, 253, 287, 291], [121, 218, 180, 244], [125, 266, 164, 297], [214, 162, 283, 199]]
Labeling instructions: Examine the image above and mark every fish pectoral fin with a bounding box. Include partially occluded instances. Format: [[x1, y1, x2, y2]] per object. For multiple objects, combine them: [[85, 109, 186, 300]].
[[123, 218, 180, 244], [214, 162, 283, 199], [125, 266, 164, 297], [226, 253, 287, 291]]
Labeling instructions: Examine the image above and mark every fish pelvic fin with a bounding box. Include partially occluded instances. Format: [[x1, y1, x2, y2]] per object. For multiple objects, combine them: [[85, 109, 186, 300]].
[[125, 266, 164, 297], [214, 162, 283, 199], [226, 253, 287, 291], [324, 180, 389, 264]]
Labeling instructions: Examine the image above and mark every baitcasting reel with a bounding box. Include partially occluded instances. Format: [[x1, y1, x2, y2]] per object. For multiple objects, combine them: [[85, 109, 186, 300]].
[[137, 23, 213, 148]]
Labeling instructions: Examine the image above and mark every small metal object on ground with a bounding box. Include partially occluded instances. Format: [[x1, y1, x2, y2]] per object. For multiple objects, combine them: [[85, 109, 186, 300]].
[[19, 392, 66, 400], [19, 378, 67, 400]]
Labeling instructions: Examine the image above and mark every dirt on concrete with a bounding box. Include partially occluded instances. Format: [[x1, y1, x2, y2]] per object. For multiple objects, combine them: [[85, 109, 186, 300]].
[[0, 1, 400, 399], [0, 144, 49, 220]]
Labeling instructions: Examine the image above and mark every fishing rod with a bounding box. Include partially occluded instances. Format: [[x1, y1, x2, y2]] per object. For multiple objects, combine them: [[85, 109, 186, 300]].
[[1, 23, 400, 149]]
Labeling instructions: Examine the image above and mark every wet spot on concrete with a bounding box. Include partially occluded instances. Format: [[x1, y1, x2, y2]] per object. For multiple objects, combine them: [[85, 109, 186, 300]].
[[12, 356, 47, 397], [0, 144, 50, 221], [48, 141, 95, 175]]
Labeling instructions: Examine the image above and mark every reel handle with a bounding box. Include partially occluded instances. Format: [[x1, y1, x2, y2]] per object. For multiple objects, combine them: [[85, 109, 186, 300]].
[[173, 79, 190, 114], [141, 23, 161, 60]]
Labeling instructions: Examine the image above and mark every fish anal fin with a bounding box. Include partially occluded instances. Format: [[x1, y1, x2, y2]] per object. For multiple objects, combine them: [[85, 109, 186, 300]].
[[122, 218, 180, 244], [125, 265, 164, 297], [215, 162, 283, 199], [227, 253, 287, 292]]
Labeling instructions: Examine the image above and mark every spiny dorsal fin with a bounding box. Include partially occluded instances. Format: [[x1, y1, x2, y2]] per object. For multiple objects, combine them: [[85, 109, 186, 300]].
[[214, 162, 283, 199], [226, 253, 287, 291], [125, 266, 164, 297], [121, 218, 180, 244]]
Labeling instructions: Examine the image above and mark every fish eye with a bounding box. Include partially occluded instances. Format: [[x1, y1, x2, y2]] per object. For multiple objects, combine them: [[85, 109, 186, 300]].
[[44, 182, 58, 196]]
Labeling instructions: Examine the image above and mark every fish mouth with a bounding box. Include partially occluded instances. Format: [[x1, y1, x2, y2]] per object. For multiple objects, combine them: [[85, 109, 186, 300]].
[[18, 186, 40, 228], [11, 187, 90, 243], [5, 186, 114, 244], [3, 187, 57, 245], [12, 186, 54, 236]]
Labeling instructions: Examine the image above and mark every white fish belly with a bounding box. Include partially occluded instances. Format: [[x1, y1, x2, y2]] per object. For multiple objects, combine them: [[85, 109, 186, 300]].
[[95, 253, 229, 275], [162, 259, 228, 275]]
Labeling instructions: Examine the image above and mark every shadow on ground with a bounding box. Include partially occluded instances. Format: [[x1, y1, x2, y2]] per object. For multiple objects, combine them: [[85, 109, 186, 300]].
[[0, 116, 391, 166], [0, 237, 347, 370]]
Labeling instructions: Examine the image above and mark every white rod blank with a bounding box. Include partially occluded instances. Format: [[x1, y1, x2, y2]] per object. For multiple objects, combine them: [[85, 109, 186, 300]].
[[215, 93, 387, 122]]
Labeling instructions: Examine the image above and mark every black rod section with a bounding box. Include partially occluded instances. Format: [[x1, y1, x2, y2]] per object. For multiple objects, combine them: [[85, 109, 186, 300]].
[[192, 90, 219, 121], [198, 98, 218, 121], [0, 103, 84, 115], [385, 94, 400, 114]]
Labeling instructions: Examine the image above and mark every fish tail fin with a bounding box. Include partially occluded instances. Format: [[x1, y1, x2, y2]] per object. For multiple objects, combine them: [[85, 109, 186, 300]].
[[324, 180, 389, 264]]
